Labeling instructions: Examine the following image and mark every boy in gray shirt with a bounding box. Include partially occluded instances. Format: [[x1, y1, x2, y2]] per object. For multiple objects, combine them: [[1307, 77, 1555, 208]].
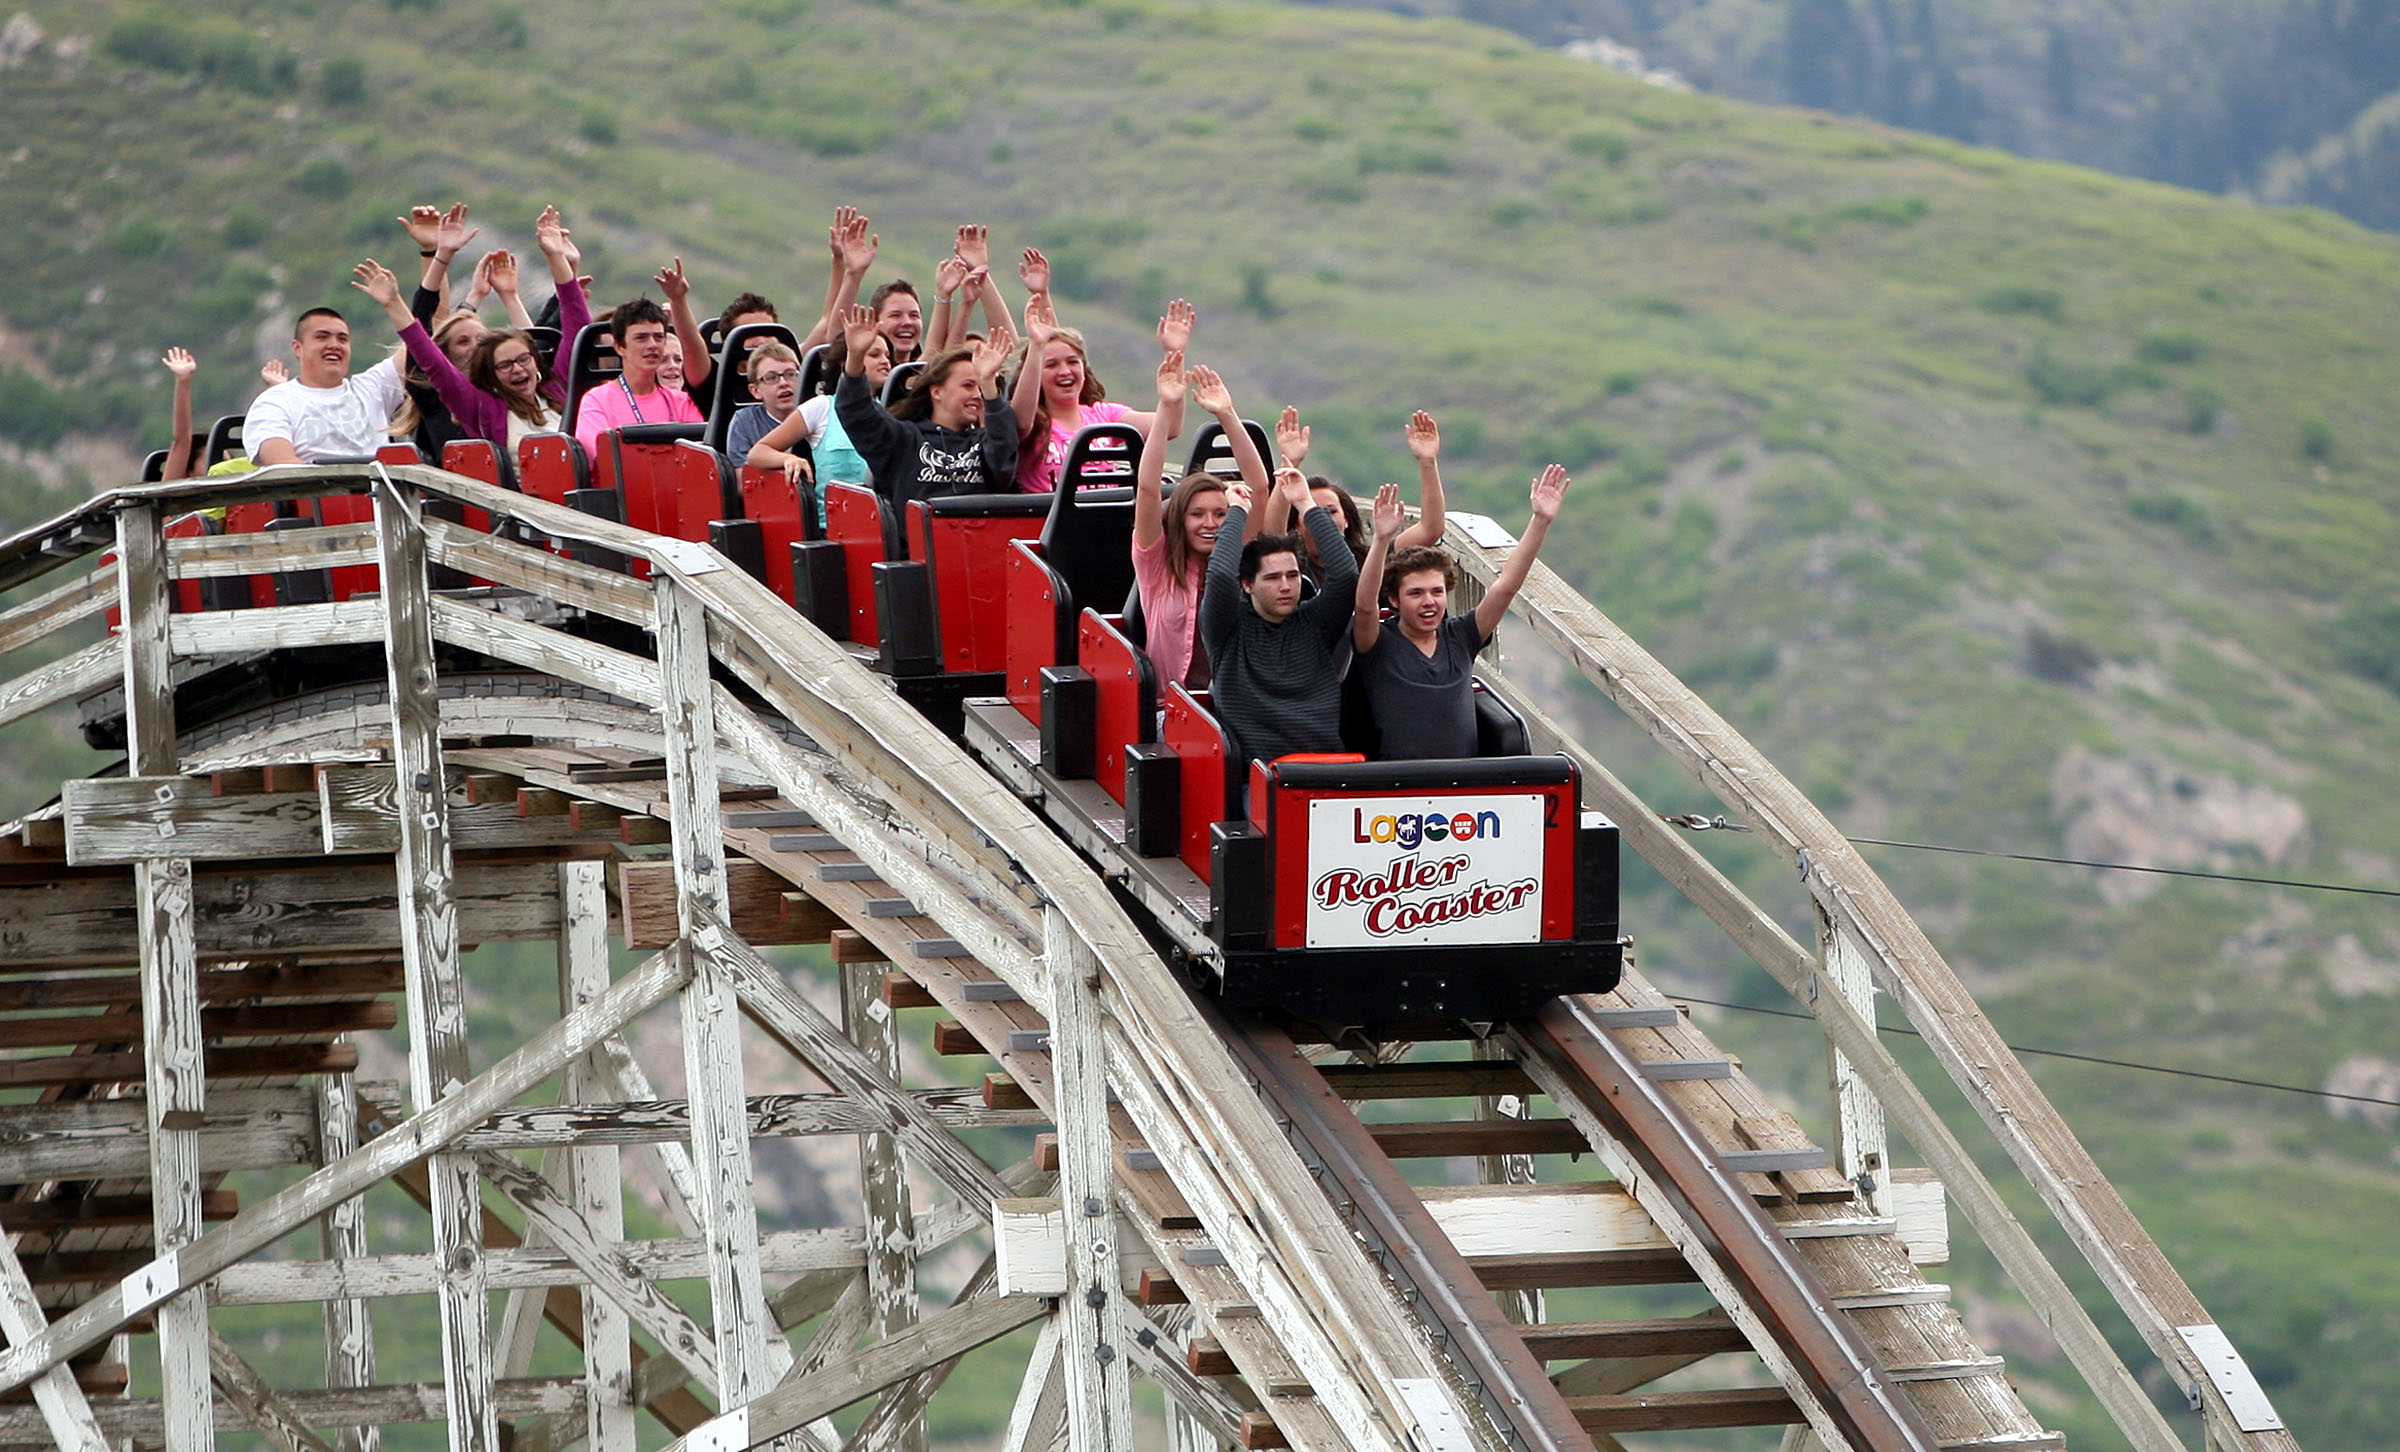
[[1351, 464, 1569, 760]]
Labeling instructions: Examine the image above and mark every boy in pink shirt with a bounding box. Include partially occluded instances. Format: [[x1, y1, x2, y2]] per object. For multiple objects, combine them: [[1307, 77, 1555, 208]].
[[573, 296, 702, 455]]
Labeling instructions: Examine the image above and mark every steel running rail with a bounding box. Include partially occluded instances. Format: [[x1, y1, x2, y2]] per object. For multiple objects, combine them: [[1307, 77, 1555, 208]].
[[1517, 997, 1942, 1452]]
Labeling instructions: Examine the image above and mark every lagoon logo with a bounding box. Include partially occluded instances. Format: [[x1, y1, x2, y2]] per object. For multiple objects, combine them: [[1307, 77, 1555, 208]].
[[1352, 807, 1502, 851]]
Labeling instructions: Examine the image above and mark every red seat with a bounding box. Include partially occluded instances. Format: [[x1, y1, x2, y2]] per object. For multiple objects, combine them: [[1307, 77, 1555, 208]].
[[1006, 540, 1075, 726], [820, 484, 888, 646], [736, 466, 811, 604], [1077, 610, 1157, 808], [913, 496, 1049, 674], [1161, 684, 1236, 881]]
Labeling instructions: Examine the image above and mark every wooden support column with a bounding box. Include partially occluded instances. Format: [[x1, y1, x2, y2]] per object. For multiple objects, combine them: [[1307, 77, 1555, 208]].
[[1042, 909, 1134, 1452], [1815, 905, 1888, 1215], [314, 1064, 379, 1452], [840, 952, 924, 1452], [654, 572, 784, 1404], [118, 500, 214, 1452], [561, 860, 636, 1452], [374, 478, 497, 1452]]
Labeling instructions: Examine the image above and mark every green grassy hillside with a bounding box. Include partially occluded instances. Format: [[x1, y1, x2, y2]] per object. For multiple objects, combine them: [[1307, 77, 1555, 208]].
[[3, 0, 2399, 1446]]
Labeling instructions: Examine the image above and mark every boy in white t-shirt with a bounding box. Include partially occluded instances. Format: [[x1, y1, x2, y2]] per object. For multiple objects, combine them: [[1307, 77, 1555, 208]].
[[244, 307, 407, 465]]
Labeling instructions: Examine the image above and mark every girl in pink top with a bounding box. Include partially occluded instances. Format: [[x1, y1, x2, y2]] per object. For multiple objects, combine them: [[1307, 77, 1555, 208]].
[[1009, 292, 1194, 491], [1130, 349, 1269, 691]]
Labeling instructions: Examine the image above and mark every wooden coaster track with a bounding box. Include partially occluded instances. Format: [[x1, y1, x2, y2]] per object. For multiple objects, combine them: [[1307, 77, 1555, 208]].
[[0, 464, 2297, 1452]]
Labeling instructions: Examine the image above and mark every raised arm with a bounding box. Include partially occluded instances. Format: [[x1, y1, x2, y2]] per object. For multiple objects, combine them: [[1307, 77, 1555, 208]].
[[1354, 483, 1403, 652], [417, 203, 480, 323], [832, 304, 908, 475], [1132, 351, 1188, 550], [486, 250, 534, 329], [161, 348, 197, 481], [1473, 464, 1569, 640], [955, 227, 1017, 342], [356, 258, 481, 422], [971, 333, 1019, 486], [930, 255, 971, 352], [1200, 485, 1253, 651], [805, 208, 876, 350], [654, 257, 713, 390], [1010, 293, 1057, 439], [1258, 404, 1309, 538], [1395, 409, 1447, 549]]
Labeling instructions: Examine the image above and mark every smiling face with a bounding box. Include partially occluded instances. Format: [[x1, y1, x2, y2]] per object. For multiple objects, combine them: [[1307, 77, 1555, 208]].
[[291, 312, 352, 388], [1040, 338, 1087, 407], [1182, 486, 1228, 558], [877, 292, 922, 358], [861, 334, 893, 390], [1391, 566, 1449, 637], [924, 355, 982, 430], [657, 335, 685, 391], [1244, 550, 1303, 622], [490, 338, 542, 402]]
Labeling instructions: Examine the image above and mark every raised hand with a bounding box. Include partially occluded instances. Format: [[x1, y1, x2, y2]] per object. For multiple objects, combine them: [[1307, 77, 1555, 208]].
[[832, 209, 878, 276], [954, 224, 990, 270], [840, 303, 881, 362], [534, 206, 571, 259], [1156, 350, 1187, 406], [1188, 363, 1233, 417], [1372, 482, 1405, 541], [350, 258, 404, 309], [652, 256, 690, 301], [1224, 480, 1254, 513], [971, 333, 1009, 390], [260, 359, 290, 386], [463, 250, 497, 308], [161, 347, 197, 380], [486, 248, 520, 296], [1405, 410, 1440, 462], [1019, 247, 1050, 296], [1023, 292, 1058, 347], [1275, 405, 1310, 467], [961, 265, 990, 303], [1158, 297, 1195, 355], [399, 204, 443, 254], [985, 315, 1017, 360], [1528, 463, 1569, 521], [1275, 464, 1313, 513], [434, 202, 478, 260], [935, 255, 971, 301]]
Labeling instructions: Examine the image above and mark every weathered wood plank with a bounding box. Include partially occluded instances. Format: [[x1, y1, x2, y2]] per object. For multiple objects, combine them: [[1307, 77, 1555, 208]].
[[0, 1090, 316, 1185], [452, 1089, 1033, 1150], [315, 1067, 379, 1452], [318, 767, 615, 855], [616, 860, 842, 949], [662, 1293, 1048, 1452], [166, 523, 376, 578], [0, 559, 116, 658], [374, 478, 494, 1452], [0, 958, 400, 1011], [169, 598, 386, 657], [656, 575, 786, 1405], [0, 999, 395, 1052], [1043, 908, 1134, 1452], [558, 860, 633, 1452], [0, 1378, 584, 1444], [0, 636, 120, 735], [842, 945, 926, 1452], [0, 860, 564, 967], [0, 1042, 357, 1090], [120, 500, 214, 1452], [420, 517, 652, 626], [0, 1234, 109, 1452]]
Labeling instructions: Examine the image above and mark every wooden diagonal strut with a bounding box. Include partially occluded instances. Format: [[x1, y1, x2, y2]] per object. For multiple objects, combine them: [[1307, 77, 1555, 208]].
[[0, 1231, 109, 1452], [0, 945, 690, 1395]]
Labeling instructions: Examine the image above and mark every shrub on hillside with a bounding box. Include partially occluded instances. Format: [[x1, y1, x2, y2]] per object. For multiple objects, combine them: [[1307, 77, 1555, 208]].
[[2332, 596, 2400, 696], [103, 9, 297, 97], [1979, 285, 2065, 320]]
